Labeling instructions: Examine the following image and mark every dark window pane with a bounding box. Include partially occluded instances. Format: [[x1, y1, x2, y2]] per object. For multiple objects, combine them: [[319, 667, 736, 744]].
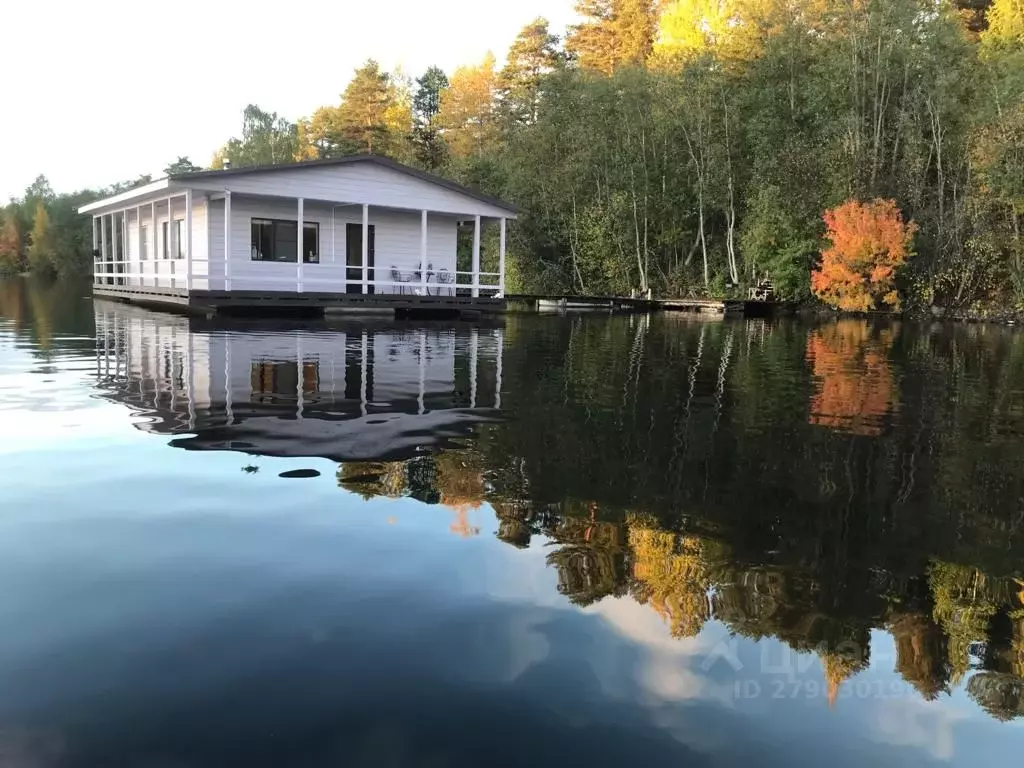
[[251, 219, 273, 261], [303, 223, 319, 264], [274, 221, 298, 263], [176, 220, 186, 259]]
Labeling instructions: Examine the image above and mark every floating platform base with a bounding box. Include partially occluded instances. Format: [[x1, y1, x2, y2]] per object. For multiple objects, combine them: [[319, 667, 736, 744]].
[[93, 285, 505, 317]]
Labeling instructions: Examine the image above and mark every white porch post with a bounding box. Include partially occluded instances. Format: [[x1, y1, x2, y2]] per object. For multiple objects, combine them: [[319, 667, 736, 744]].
[[114, 213, 120, 284], [499, 217, 506, 296], [223, 191, 232, 290], [204, 194, 212, 288], [297, 197, 304, 293], [92, 216, 99, 283], [420, 209, 428, 295], [471, 214, 481, 298], [185, 188, 193, 291], [361, 204, 369, 294], [123, 210, 128, 283], [136, 206, 143, 287], [150, 201, 156, 288], [100, 215, 109, 285], [167, 196, 174, 287]]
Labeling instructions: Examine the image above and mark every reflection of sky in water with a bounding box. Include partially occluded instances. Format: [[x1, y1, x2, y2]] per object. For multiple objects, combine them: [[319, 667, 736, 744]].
[[4, 297, 1024, 766]]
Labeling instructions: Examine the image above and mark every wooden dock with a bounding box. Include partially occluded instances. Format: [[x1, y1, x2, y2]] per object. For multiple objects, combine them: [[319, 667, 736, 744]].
[[507, 294, 752, 315], [93, 284, 505, 317]]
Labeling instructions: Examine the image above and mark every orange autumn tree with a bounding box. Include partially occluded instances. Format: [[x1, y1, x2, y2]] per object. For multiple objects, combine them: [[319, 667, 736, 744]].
[[811, 199, 917, 312]]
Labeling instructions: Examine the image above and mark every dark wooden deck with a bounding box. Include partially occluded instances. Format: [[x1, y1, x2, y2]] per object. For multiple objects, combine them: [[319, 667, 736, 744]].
[[93, 284, 506, 316]]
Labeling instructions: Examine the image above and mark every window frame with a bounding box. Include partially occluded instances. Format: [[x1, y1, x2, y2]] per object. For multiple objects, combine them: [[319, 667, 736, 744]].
[[250, 217, 319, 264]]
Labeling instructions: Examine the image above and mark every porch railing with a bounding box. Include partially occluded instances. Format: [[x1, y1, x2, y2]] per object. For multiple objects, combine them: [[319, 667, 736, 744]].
[[93, 258, 503, 297]]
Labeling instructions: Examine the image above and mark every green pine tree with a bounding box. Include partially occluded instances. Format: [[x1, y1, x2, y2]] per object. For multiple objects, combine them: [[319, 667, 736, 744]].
[[336, 60, 410, 157], [499, 18, 562, 125], [413, 66, 450, 169]]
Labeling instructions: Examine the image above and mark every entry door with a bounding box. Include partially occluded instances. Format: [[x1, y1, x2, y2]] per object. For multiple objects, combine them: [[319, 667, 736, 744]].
[[346, 223, 376, 295]]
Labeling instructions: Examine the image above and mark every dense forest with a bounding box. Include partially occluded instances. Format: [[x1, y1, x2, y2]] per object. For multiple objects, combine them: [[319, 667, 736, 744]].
[[2, 0, 1023, 310]]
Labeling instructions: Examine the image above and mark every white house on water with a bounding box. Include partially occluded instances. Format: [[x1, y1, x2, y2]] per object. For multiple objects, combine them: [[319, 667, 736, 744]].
[[79, 155, 518, 314]]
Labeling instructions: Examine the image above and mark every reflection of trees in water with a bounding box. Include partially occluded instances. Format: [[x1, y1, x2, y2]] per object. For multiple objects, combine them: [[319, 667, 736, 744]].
[[435, 451, 485, 537], [545, 509, 629, 606], [806, 321, 895, 436], [887, 613, 951, 700], [338, 461, 408, 500], [333, 312, 1024, 719], [628, 516, 714, 638], [0, 276, 94, 353], [928, 561, 999, 685], [967, 673, 1024, 721], [338, 451, 487, 537], [821, 646, 870, 707]]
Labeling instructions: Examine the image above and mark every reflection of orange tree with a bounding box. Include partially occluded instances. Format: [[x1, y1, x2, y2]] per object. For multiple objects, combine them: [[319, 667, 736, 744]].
[[627, 515, 713, 638], [435, 452, 486, 537], [806, 321, 895, 436]]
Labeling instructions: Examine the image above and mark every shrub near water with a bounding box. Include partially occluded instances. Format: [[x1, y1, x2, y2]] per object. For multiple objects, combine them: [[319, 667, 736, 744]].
[[811, 199, 917, 312]]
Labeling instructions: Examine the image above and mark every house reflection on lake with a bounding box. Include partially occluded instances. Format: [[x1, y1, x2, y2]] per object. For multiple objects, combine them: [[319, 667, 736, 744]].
[[92, 300, 504, 461]]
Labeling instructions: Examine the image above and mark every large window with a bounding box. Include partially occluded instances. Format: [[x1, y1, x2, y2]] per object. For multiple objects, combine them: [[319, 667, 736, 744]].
[[161, 220, 185, 259], [140, 224, 149, 260], [175, 220, 185, 259], [251, 218, 319, 263]]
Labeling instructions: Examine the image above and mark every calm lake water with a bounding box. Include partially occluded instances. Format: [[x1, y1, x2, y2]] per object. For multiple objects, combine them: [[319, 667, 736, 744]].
[[3, 277, 1024, 766]]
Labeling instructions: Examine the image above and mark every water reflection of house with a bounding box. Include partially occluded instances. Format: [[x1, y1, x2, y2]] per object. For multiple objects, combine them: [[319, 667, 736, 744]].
[[93, 301, 504, 460]]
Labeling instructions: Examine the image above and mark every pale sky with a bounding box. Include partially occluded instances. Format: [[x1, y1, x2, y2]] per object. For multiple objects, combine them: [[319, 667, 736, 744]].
[[0, 0, 577, 201]]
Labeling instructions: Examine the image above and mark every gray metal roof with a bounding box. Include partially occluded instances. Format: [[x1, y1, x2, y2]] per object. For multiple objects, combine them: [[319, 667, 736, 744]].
[[169, 154, 519, 214]]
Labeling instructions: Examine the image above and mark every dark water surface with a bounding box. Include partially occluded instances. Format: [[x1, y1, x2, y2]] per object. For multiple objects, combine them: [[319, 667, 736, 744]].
[[3, 277, 1024, 766]]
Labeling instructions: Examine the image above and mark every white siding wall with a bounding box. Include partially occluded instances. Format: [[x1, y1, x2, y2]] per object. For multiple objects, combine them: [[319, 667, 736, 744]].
[[210, 196, 458, 294], [188, 161, 513, 219]]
